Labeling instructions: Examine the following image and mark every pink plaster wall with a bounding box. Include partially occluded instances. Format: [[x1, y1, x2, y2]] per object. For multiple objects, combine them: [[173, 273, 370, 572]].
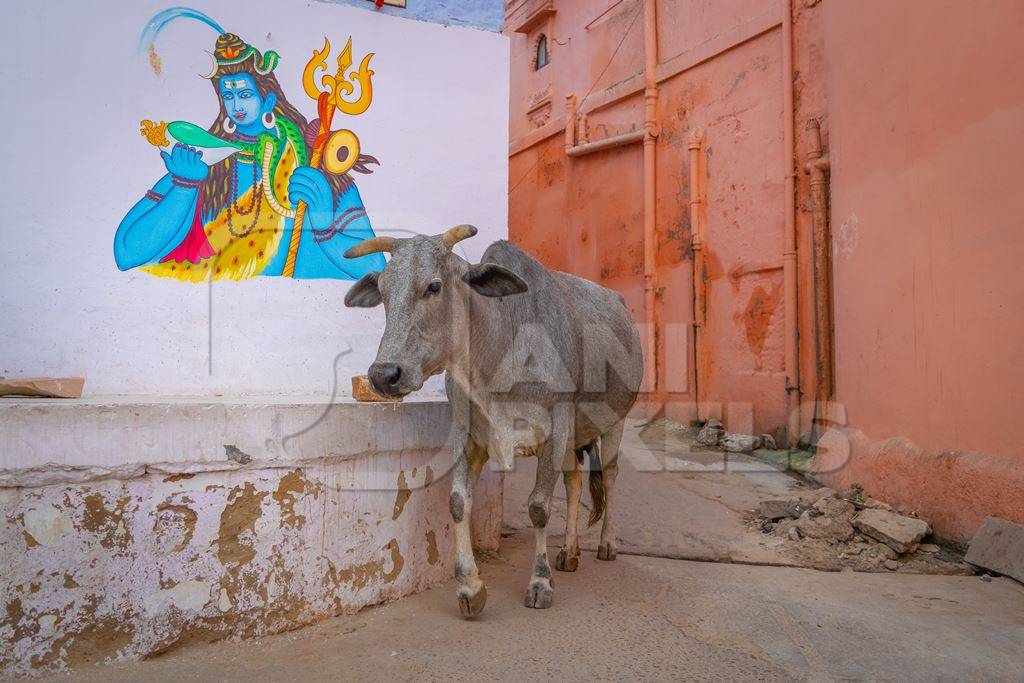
[[813, 0, 1024, 540]]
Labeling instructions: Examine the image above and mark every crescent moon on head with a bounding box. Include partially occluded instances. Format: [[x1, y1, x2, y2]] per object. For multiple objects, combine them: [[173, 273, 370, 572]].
[[200, 51, 218, 79]]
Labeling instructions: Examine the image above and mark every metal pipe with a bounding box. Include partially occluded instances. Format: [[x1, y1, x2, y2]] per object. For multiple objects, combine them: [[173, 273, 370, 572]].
[[688, 131, 706, 418], [781, 0, 800, 444], [565, 128, 644, 157], [643, 0, 662, 408], [804, 118, 833, 429]]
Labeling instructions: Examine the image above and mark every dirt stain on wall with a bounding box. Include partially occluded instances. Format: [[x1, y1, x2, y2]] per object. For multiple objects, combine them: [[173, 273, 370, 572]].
[[147, 44, 162, 76], [739, 282, 783, 370]]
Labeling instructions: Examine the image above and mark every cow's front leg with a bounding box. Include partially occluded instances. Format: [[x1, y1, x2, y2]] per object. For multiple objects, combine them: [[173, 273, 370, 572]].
[[524, 444, 558, 608], [450, 428, 489, 618]]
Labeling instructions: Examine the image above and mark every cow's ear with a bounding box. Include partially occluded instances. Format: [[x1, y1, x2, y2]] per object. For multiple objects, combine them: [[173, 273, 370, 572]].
[[463, 263, 529, 297], [345, 272, 382, 307]]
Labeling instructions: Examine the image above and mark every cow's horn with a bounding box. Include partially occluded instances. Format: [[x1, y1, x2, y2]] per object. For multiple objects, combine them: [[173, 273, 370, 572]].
[[442, 224, 478, 249], [344, 236, 397, 258]]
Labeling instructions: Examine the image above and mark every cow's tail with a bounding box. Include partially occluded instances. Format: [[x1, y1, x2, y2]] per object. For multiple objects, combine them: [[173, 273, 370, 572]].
[[585, 442, 605, 527]]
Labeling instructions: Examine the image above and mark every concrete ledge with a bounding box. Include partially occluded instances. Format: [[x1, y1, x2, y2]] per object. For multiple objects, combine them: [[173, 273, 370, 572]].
[[0, 399, 502, 677]]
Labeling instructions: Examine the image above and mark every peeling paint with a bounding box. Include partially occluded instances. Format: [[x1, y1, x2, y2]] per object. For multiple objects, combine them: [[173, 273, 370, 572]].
[[216, 483, 267, 565], [144, 580, 212, 616], [425, 530, 439, 565], [23, 506, 72, 547], [81, 492, 134, 550], [155, 502, 197, 552], [217, 588, 232, 612], [392, 470, 411, 520], [273, 470, 307, 528]]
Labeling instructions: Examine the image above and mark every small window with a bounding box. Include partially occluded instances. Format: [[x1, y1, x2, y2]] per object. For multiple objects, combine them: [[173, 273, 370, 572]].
[[535, 34, 549, 70]]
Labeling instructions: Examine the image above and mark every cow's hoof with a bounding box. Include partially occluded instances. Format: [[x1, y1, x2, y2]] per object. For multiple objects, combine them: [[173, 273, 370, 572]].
[[523, 580, 553, 609], [597, 542, 617, 561], [555, 548, 579, 572], [457, 584, 487, 619]]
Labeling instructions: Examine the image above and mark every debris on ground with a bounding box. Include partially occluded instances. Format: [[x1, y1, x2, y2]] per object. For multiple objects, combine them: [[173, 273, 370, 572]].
[[965, 516, 1024, 583], [695, 418, 725, 446], [854, 508, 930, 553], [694, 418, 778, 454], [749, 483, 972, 575]]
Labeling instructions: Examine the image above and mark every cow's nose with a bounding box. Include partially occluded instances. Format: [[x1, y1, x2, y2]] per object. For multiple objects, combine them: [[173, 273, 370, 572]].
[[369, 362, 402, 394]]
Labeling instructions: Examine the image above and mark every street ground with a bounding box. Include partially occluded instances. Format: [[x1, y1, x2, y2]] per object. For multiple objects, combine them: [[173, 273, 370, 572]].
[[40, 420, 1024, 681]]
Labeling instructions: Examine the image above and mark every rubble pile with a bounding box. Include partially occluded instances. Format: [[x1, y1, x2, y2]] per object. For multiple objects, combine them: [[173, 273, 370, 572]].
[[751, 484, 971, 574]]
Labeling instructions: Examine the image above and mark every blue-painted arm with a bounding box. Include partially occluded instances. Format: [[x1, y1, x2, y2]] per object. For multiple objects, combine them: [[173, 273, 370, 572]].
[[114, 145, 209, 270], [113, 175, 198, 270]]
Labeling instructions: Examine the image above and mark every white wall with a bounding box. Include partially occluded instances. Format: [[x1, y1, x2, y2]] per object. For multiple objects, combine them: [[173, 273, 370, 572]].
[[0, 0, 509, 397]]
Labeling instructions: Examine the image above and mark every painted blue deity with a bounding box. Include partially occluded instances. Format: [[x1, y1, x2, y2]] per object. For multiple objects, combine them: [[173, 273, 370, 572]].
[[115, 9, 385, 281]]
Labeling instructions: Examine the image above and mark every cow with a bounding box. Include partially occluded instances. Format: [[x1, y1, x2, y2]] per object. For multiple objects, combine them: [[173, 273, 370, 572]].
[[344, 225, 643, 617]]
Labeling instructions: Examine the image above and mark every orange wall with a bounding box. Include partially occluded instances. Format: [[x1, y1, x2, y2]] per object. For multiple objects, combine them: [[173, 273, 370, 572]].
[[811, 0, 1024, 540], [506, 0, 1022, 541], [507, 0, 826, 438]]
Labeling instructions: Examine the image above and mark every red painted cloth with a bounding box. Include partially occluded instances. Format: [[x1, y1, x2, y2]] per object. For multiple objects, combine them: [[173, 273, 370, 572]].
[[160, 199, 215, 264]]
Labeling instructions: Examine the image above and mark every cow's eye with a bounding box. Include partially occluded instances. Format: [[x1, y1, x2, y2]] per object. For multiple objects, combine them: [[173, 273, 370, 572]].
[[426, 279, 442, 295]]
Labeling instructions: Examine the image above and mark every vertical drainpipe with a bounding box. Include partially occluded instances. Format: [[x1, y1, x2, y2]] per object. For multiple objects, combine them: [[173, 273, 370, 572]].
[[782, 0, 801, 444], [805, 119, 833, 434], [688, 131, 706, 419], [643, 0, 662, 410]]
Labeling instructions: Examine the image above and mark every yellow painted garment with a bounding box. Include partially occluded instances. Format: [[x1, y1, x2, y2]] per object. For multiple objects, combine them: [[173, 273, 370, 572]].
[[141, 142, 298, 282]]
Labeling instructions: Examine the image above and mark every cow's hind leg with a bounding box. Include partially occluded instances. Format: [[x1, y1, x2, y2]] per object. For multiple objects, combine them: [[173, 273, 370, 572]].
[[556, 447, 585, 572], [451, 427, 489, 618], [596, 419, 625, 561]]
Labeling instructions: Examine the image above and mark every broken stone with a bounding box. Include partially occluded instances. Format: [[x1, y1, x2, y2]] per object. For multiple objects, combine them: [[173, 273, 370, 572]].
[[775, 518, 798, 537], [854, 509, 930, 554], [796, 509, 855, 542], [812, 496, 856, 520], [788, 526, 802, 542], [862, 543, 897, 563], [720, 433, 760, 453], [965, 516, 1024, 583], [758, 499, 806, 521], [760, 434, 777, 450], [918, 543, 940, 554], [884, 559, 899, 571], [695, 419, 725, 446], [862, 497, 893, 511]]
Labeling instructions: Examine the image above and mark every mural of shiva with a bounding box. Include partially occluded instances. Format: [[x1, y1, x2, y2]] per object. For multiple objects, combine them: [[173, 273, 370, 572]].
[[114, 8, 386, 281]]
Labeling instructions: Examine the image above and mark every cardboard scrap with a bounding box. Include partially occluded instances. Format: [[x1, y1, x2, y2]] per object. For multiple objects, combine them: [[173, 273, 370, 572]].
[[352, 375, 401, 402], [0, 377, 84, 398]]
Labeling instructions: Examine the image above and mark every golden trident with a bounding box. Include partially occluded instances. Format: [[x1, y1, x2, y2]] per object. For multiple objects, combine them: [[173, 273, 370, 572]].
[[282, 37, 375, 278]]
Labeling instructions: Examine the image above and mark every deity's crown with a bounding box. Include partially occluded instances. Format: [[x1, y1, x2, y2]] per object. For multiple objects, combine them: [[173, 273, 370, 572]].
[[208, 32, 279, 78]]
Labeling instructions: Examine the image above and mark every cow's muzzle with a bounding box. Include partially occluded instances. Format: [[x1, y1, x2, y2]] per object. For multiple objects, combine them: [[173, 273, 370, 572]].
[[368, 361, 409, 397]]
